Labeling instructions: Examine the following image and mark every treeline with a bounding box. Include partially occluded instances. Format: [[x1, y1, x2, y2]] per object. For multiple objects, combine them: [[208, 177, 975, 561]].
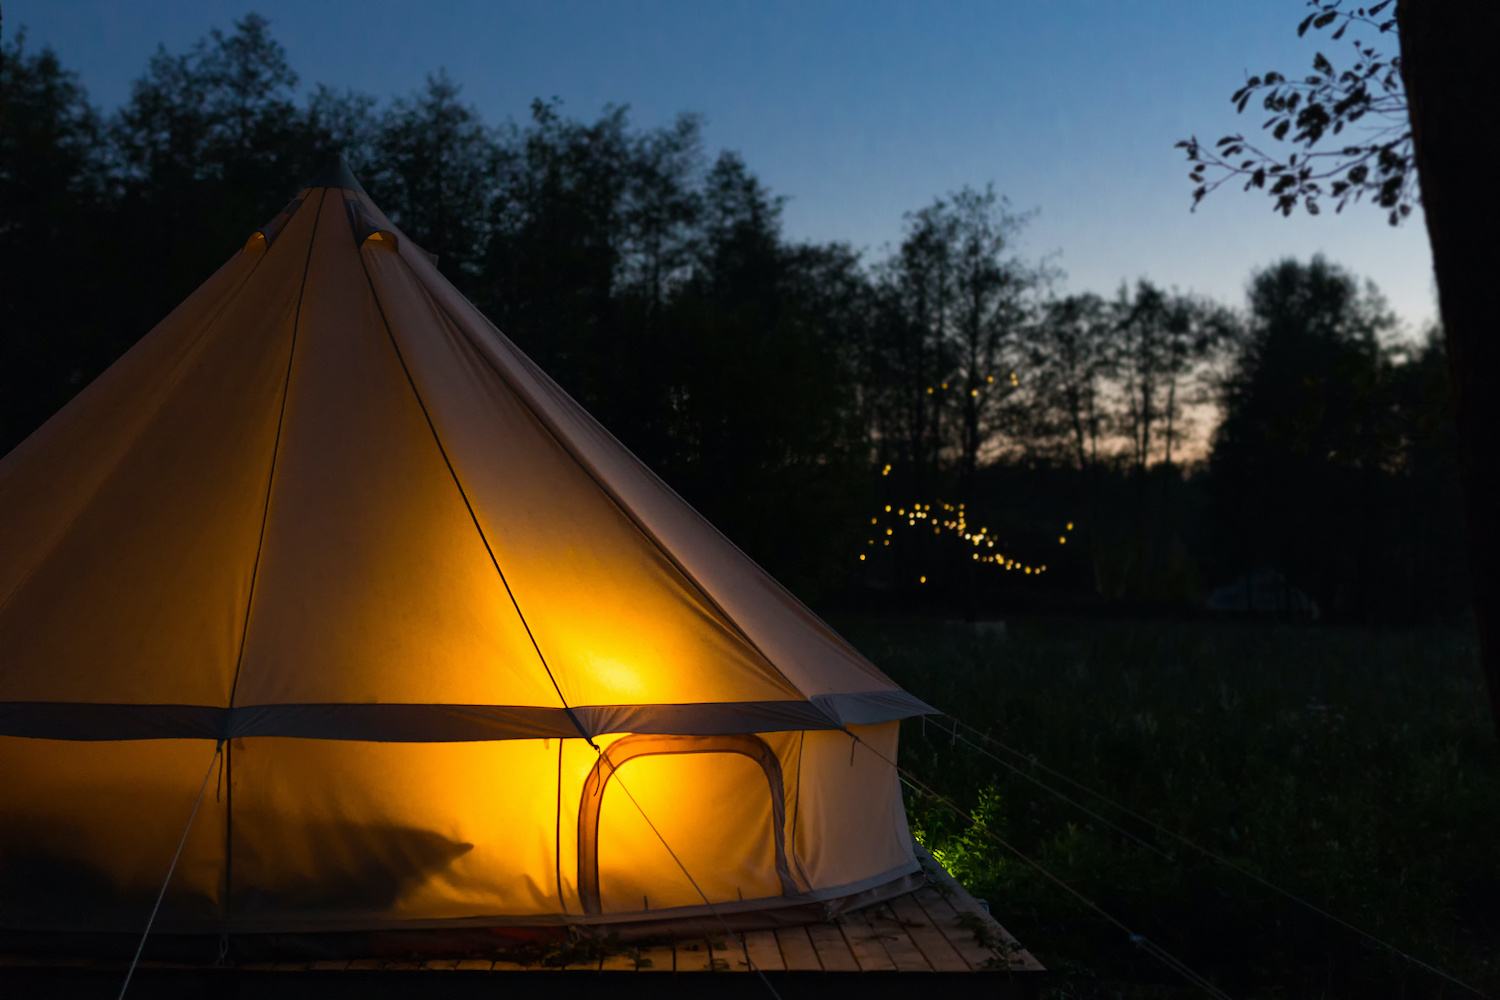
[[0, 16, 1467, 619]]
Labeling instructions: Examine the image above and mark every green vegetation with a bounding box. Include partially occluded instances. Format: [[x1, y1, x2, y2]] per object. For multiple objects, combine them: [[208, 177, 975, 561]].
[[835, 615, 1499, 998]]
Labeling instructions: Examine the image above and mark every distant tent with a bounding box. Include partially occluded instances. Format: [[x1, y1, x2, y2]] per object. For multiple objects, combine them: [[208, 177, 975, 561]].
[[0, 159, 931, 946], [1206, 569, 1320, 620]]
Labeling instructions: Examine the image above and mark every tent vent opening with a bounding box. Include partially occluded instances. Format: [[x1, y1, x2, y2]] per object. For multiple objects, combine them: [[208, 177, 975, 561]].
[[345, 197, 398, 250], [244, 197, 305, 252]]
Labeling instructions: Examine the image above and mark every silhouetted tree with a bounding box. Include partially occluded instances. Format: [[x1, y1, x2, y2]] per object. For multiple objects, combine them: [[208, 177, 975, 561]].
[[365, 72, 498, 290], [1210, 256, 1395, 616], [0, 32, 108, 453]]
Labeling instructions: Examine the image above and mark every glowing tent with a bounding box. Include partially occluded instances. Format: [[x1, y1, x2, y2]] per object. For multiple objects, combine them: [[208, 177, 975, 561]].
[[0, 159, 932, 947]]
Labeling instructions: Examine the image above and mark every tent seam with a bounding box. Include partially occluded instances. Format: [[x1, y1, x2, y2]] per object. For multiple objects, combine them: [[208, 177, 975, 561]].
[[351, 235, 588, 742], [220, 184, 328, 933], [397, 254, 824, 714]]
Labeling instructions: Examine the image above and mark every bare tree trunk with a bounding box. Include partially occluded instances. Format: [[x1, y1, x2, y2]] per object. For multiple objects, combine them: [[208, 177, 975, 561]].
[[1397, 0, 1500, 737]]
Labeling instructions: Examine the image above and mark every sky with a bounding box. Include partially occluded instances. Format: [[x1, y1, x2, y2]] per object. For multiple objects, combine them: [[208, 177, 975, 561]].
[[11, 0, 1437, 333]]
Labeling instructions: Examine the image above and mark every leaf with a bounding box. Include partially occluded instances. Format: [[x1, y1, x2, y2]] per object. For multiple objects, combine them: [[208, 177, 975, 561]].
[[1313, 10, 1338, 29], [1332, 23, 1347, 40], [1274, 120, 1291, 141], [1313, 52, 1334, 75], [1298, 13, 1316, 36]]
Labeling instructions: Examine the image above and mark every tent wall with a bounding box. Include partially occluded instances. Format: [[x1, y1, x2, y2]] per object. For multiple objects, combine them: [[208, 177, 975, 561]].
[[0, 724, 914, 933]]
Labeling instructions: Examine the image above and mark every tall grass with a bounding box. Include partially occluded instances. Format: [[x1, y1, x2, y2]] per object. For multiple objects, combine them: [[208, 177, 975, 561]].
[[834, 615, 1499, 998]]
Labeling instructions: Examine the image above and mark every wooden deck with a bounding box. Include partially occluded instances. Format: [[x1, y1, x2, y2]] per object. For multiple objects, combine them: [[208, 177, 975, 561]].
[[1, 848, 1044, 998]]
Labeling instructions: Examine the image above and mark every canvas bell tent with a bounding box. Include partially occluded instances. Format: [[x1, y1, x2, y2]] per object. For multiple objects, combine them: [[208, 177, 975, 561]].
[[0, 159, 933, 951]]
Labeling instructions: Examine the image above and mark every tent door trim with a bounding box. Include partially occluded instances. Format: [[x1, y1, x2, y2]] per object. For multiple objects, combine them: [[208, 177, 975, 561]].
[[576, 733, 796, 916]]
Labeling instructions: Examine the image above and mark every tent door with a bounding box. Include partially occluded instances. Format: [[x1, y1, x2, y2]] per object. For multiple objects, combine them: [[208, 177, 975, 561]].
[[576, 734, 796, 915]]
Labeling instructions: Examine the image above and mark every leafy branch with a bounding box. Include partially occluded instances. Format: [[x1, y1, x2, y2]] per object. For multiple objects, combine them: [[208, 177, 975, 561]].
[[1176, 1, 1416, 225]]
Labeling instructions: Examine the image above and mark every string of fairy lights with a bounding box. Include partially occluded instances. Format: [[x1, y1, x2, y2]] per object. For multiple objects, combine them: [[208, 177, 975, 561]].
[[861, 464, 1074, 583]]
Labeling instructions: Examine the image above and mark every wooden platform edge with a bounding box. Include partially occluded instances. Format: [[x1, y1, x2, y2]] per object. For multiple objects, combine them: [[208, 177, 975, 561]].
[[909, 840, 1046, 972]]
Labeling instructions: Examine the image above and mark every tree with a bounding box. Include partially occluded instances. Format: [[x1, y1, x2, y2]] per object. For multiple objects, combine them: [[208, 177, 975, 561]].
[[1113, 282, 1229, 473], [366, 71, 499, 290], [866, 187, 1040, 498], [1018, 293, 1115, 471], [1210, 257, 1395, 616], [1180, 0, 1500, 731], [0, 32, 108, 452]]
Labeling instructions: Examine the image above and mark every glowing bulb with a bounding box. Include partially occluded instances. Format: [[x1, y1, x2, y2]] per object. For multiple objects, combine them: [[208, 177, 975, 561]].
[[1067, 522, 1074, 531], [859, 554, 866, 561], [886, 528, 893, 536], [1059, 536, 1066, 544], [919, 576, 927, 584], [871, 518, 878, 525], [885, 505, 891, 512]]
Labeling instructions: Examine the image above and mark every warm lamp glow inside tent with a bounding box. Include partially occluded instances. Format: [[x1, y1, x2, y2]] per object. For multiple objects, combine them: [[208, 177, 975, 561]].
[[0, 158, 933, 947]]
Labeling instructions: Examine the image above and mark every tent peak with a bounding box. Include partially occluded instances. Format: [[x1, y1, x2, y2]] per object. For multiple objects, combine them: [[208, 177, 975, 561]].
[[305, 155, 365, 193]]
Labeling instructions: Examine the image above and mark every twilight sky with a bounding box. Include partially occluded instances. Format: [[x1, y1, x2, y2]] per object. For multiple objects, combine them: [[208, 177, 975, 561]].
[[11, 0, 1437, 332]]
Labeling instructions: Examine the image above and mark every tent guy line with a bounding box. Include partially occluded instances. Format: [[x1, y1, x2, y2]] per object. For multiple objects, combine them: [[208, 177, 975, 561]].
[[118, 741, 224, 1000], [940, 714, 1493, 998], [847, 732, 1235, 1000]]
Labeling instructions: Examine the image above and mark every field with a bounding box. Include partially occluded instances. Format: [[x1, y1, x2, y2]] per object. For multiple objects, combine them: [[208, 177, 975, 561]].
[[831, 615, 1500, 998]]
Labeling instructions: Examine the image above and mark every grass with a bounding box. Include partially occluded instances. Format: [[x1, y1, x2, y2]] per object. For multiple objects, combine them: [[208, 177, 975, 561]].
[[831, 614, 1500, 998]]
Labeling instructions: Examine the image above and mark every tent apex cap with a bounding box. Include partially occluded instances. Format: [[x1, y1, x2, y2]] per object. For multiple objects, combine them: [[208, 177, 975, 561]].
[[305, 155, 365, 192]]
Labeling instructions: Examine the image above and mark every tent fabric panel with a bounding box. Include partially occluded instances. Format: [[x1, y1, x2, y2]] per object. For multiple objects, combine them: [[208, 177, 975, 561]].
[[227, 738, 562, 927], [0, 241, 259, 593], [367, 212, 905, 712], [0, 204, 320, 707], [790, 723, 916, 891], [0, 737, 225, 933], [231, 194, 563, 711], [358, 243, 808, 711]]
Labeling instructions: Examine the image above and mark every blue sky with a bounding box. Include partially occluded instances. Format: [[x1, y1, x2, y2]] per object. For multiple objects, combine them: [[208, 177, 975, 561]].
[[12, 0, 1436, 332]]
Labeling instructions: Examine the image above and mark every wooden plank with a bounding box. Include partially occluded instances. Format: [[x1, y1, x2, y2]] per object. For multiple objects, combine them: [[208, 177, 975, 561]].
[[381, 961, 422, 970], [840, 917, 897, 972], [491, 960, 529, 971], [866, 903, 934, 971], [310, 960, 350, 970], [345, 959, 384, 971], [710, 935, 745, 972], [675, 939, 714, 972], [742, 929, 785, 972], [238, 962, 278, 971], [455, 959, 494, 971], [773, 926, 821, 971], [420, 958, 460, 970], [888, 894, 968, 972], [562, 954, 602, 971], [271, 962, 311, 971], [807, 924, 859, 972], [917, 884, 1044, 971], [915, 839, 1045, 972], [636, 944, 674, 971], [601, 951, 639, 971], [915, 886, 1000, 970]]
